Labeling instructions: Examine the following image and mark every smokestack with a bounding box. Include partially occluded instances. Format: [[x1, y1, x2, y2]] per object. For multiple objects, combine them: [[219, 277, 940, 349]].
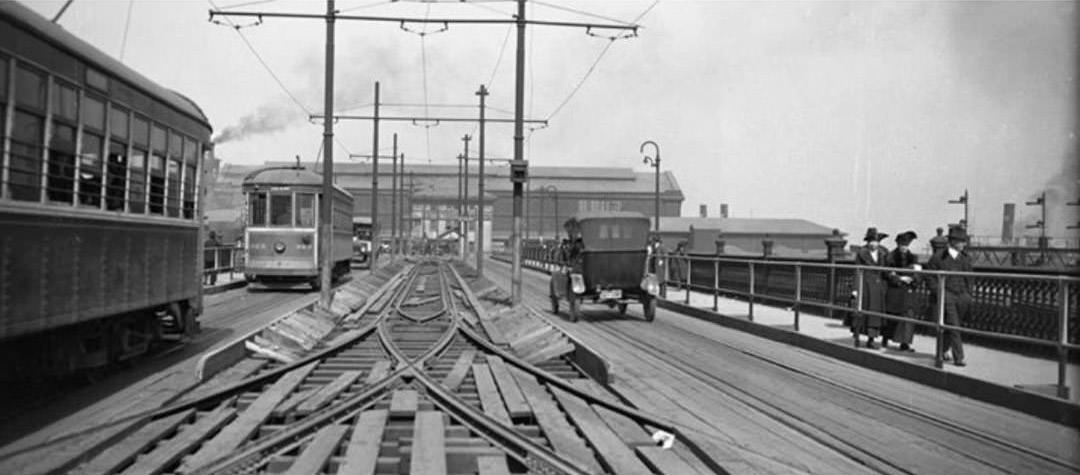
[[1002, 203, 1015, 245], [699, 204, 707, 218], [720, 203, 729, 218]]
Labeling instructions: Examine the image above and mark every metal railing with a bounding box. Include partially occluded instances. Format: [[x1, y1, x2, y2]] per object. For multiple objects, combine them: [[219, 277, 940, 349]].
[[204, 244, 244, 283], [659, 253, 1078, 399]]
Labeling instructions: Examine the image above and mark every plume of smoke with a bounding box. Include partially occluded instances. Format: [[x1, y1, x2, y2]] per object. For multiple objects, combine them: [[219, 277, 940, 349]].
[[213, 102, 304, 144]]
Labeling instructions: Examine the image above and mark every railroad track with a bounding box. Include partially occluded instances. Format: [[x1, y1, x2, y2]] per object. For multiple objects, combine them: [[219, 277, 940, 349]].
[[63, 259, 721, 475]]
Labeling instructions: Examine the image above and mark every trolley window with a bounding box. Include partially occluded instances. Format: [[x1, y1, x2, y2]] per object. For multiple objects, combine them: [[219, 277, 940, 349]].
[[248, 192, 267, 226], [269, 193, 292, 226], [79, 132, 103, 207], [129, 147, 146, 213], [106, 140, 127, 211], [0, 57, 6, 164], [110, 106, 128, 139], [47, 122, 76, 203], [166, 130, 182, 217], [295, 193, 316, 227], [148, 125, 166, 214], [15, 64, 45, 110], [10, 65, 46, 202], [52, 81, 78, 121]]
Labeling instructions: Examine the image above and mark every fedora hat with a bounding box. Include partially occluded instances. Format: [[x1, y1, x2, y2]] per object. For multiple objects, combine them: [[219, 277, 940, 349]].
[[863, 227, 888, 242], [895, 231, 918, 246], [947, 226, 969, 242]]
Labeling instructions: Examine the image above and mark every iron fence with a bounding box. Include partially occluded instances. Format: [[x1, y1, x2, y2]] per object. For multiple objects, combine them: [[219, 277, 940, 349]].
[[203, 245, 243, 282]]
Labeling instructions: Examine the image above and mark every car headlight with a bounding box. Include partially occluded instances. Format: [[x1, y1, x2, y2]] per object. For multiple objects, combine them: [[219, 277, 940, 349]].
[[571, 273, 585, 294], [641, 274, 660, 296]]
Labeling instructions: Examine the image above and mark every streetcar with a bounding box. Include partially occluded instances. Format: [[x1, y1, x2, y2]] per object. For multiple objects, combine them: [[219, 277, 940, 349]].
[[549, 212, 660, 322], [352, 216, 373, 268], [0, 2, 212, 378], [241, 166, 353, 290]]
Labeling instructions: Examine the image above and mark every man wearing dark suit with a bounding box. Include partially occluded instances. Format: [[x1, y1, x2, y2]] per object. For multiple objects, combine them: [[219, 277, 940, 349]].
[[925, 227, 972, 366]]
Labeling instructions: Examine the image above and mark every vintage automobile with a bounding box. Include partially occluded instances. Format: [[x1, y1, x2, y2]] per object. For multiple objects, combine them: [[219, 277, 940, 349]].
[[549, 212, 661, 322]]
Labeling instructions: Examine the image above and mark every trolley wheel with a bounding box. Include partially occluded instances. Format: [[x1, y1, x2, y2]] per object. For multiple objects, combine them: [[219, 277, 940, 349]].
[[617, 303, 628, 315], [568, 297, 581, 322], [643, 296, 657, 322]]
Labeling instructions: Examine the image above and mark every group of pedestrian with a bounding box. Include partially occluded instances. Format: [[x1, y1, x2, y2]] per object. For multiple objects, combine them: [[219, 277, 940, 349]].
[[849, 225, 972, 366]]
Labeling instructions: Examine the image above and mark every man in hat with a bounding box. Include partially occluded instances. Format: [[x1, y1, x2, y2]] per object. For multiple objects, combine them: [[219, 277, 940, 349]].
[[925, 226, 972, 366], [883, 231, 919, 352], [851, 227, 889, 349]]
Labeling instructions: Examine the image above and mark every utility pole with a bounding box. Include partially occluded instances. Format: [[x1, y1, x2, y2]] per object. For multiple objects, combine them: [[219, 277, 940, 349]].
[[476, 85, 488, 277], [457, 152, 464, 256], [370, 81, 380, 270], [1068, 197, 1079, 231], [510, 0, 527, 305], [391, 133, 398, 258], [317, 0, 336, 308], [1026, 191, 1047, 247], [462, 134, 472, 259]]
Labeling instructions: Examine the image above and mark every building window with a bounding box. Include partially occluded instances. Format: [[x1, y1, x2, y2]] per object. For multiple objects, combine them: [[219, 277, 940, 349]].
[[47, 122, 76, 203], [106, 140, 127, 211], [248, 192, 267, 226], [129, 148, 146, 213], [295, 193, 315, 227], [269, 193, 292, 226], [79, 132, 103, 207]]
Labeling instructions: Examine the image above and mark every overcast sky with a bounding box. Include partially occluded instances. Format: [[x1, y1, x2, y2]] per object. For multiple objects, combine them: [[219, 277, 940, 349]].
[[23, 0, 1078, 245]]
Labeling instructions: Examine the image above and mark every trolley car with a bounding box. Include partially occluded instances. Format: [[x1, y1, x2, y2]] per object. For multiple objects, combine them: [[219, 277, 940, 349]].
[[352, 216, 373, 268], [0, 2, 212, 378], [241, 166, 353, 289]]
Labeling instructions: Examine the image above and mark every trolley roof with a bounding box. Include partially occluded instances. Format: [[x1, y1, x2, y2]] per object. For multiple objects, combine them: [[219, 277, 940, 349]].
[[0, 2, 212, 129], [242, 167, 350, 195]]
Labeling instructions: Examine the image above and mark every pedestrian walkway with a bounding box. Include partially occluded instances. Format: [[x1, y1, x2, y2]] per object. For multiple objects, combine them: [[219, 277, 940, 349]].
[[661, 286, 1080, 403]]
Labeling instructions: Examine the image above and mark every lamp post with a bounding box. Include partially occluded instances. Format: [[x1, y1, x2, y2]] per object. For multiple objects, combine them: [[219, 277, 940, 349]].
[[543, 185, 559, 239], [640, 140, 661, 232]]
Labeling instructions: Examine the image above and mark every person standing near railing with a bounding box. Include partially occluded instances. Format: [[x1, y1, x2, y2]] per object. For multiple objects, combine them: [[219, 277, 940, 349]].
[[852, 227, 889, 349], [926, 226, 972, 367], [203, 230, 221, 285], [883, 231, 919, 352]]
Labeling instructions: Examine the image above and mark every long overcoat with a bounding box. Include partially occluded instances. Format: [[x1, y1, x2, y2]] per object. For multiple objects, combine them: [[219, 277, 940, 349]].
[[851, 246, 888, 334], [883, 248, 918, 344]]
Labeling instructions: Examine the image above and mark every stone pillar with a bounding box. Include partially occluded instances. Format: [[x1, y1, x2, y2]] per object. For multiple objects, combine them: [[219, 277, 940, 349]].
[[715, 233, 726, 256], [762, 234, 775, 258], [929, 227, 948, 256], [824, 229, 848, 318]]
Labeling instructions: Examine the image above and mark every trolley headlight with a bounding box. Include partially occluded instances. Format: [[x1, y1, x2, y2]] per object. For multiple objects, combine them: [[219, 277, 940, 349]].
[[570, 273, 585, 294], [641, 274, 660, 296], [274, 241, 287, 254]]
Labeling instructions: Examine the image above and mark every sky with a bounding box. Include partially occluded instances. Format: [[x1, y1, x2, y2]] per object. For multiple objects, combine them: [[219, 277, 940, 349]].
[[21, 0, 1079, 247]]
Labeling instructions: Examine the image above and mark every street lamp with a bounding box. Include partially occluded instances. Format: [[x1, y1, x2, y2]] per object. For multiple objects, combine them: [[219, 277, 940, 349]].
[[640, 140, 661, 232], [543, 185, 559, 239]]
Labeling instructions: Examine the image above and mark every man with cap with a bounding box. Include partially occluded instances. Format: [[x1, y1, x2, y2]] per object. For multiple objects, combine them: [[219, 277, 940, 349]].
[[883, 231, 919, 352], [851, 227, 889, 349], [925, 226, 972, 366]]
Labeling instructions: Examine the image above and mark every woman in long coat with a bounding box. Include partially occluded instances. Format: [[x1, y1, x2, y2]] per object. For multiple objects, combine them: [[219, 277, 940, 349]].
[[851, 227, 889, 348], [883, 231, 919, 351]]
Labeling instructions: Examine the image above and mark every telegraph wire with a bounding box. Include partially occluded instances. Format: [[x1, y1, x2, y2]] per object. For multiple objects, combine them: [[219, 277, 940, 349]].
[[118, 0, 135, 61], [218, 0, 278, 10], [339, 0, 393, 14], [531, 1, 635, 26]]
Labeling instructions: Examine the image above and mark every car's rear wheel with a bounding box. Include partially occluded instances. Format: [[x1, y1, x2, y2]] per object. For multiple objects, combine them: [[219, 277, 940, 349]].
[[617, 303, 628, 315], [643, 296, 656, 322]]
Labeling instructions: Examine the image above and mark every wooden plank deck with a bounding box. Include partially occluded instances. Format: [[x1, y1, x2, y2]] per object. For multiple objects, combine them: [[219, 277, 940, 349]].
[[338, 410, 389, 475], [409, 411, 447, 475], [121, 403, 236, 475], [441, 350, 476, 391], [295, 370, 363, 416], [551, 387, 653, 475], [486, 355, 532, 419], [472, 364, 512, 425], [282, 424, 349, 475], [389, 390, 419, 419], [72, 409, 195, 475], [508, 367, 603, 474]]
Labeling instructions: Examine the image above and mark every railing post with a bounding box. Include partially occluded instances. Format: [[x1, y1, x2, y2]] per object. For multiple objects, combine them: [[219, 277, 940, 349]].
[[794, 264, 802, 332], [855, 267, 864, 327], [935, 274, 947, 369], [685, 257, 692, 305], [713, 258, 719, 312], [660, 255, 668, 299], [1058, 279, 1070, 400], [213, 247, 220, 277], [748, 261, 755, 322]]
